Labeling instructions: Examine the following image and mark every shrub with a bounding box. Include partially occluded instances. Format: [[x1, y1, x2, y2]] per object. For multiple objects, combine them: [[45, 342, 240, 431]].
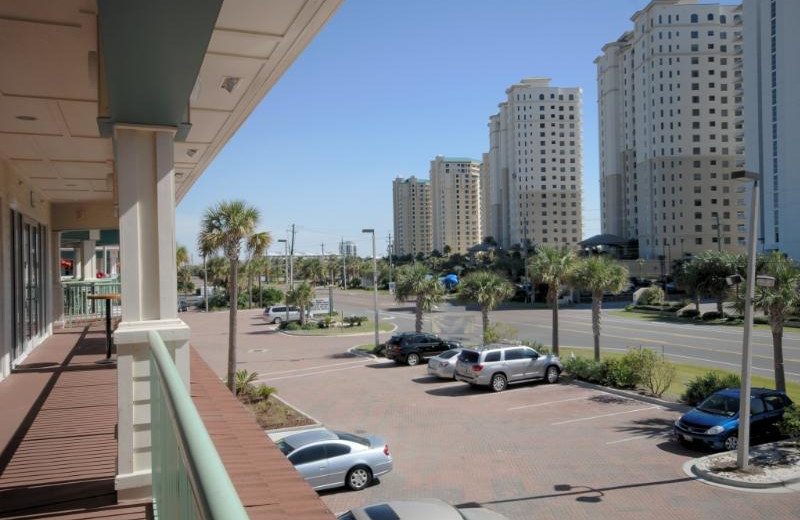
[[605, 353, 642, 389], [638, 286, 665, 306], [625, 303, 635, 312], [343, 315, 368, 327], [681, 371, 741, 406], [701, 311, 722, 321], [254, 384, 276, 400], [301, 322, 316, 330], [643, 358, 677, 397], [349, 278, 362, 288], [563, 356, 607, 384], [284, 322, 301, 331], [521, 339, 549, 355], [208, 291, 229, 309], [374, 343, 386, 357], [235, 369, 258, 396], [317, 316, 334, 328], [681, 308, 700, 318], [753, 316, 769, 325], [484, 323, 519, 343], [780, 405, 800, 446]]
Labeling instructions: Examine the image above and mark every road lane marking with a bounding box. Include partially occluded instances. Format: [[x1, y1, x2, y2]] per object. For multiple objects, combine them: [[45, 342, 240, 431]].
[[551, 406, 660, 426], [259, 364, 365, 381], [508, 395, 592, 411], [464, 384, 562, 399], [257, 359, 369, 376]]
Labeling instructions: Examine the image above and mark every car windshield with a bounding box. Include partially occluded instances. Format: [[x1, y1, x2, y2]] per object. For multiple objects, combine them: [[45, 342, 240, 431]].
[[697, 394, 739, 416], [334, 430, 370, 446], [439, 349, 460, 359], [275, 439, 293, 455]]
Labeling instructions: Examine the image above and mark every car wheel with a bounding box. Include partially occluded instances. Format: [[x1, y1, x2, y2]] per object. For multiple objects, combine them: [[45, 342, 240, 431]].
[[724, 434, 738, 451], [406, 352, 421, 366], [273, 317, 282, 325], [346, 466, 372, 491], [545, 365, 560, 384], [491, 373, 507, 392]]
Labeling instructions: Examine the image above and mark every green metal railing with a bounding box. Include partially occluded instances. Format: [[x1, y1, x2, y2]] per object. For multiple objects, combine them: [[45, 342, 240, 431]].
[[63, 279, 121, 325], [148, 330, 249, 520]]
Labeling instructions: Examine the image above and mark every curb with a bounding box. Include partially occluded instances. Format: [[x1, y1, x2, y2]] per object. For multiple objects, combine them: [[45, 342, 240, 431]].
[[265, 393, 323, 430], [281, 322, 398, 338], [690, 450, 800, 491], [569, 378, 692, 413], [347, 346, 377, 360]]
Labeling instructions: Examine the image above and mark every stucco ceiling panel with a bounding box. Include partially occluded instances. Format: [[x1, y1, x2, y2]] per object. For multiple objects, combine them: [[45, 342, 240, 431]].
[[36, 136, 113, 162], [185, 109, 229, 144], [0, 134, 42, 160], [215, 0, 305, 36], [59, 100, 101, 137], [208, 29, 279, 59], [54, 161, 111, 180], [10, 158, 58, 179], [0, 96, 62, 135], [193, 54, 263, 111]]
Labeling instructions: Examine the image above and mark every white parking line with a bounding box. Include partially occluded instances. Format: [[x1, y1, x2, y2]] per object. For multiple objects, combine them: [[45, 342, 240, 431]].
[[464, 384, 563, 399], [259, 364, 365, 382], [605, 433, 671, 445], [551, 406, 660, 426], [257, 359, 368, 376], [507, 395, 592, 411]]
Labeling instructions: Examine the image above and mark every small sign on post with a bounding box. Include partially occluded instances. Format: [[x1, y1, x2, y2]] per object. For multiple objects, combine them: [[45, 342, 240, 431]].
[[310, 297, 330, 316]]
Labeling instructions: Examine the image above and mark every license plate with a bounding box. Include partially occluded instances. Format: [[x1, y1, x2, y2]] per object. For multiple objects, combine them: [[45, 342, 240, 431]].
[[681, 434, 692, 442]]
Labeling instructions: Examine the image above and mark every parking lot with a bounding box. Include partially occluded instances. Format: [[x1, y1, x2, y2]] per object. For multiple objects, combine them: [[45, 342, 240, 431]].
[[186, 310, 800, 520]]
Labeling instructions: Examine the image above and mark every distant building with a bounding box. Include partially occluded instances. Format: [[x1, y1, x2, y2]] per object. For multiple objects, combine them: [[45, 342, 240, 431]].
[[743, 0, 800, 258], [430, 155, 482, 254], [339, 241, 357, 257], [479, 153, 491, 241], [596, 0, 745, 259], [488, 78, 583, 249], [392, 176, 432, 257]]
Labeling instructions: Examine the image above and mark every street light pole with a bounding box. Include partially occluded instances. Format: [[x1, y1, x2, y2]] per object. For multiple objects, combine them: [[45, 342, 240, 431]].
[[278, 239, 289, 324], [363, 229, 379, 352], [733, 170, 759, 470]]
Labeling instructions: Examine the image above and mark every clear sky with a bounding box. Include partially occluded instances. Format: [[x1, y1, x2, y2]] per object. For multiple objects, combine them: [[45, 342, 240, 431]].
[[176, 0, 649, 261]]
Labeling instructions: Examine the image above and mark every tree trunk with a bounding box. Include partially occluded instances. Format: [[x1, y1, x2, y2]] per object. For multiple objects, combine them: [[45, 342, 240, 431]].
[[258, 272, 263, 308], [694, 293, 700, 312], [771, 312, 786, 393], [227, 258, 239, 393], [481, 308, 490, 344], [592, 291, 601, 361], [716, 298, 723, 315], [247, 268, 253, 309], [551, 287, 560, 356], [300, 302, 306, 326], [415, 295, 424, 333]]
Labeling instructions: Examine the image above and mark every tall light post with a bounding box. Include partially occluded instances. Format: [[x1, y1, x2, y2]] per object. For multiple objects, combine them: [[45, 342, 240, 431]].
[[731, 169, 764, 470], [203, 253, 209, 313], [363, 229, 379, 352], [278, 238, 289, 324]]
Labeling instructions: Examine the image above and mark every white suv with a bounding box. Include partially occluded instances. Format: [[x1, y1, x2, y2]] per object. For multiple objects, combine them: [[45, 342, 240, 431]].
[[454, 344, 562, 392], [264, 305, 303, 324]]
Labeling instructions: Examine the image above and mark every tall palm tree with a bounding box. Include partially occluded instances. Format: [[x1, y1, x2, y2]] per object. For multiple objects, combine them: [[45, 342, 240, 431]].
[[569, 256, 629, 361], [458, 271, 514, 343], [198, 200, 260, 393], [394, 263, 445, 333], [529, 246, 577, 356], [246, 231, 271, 309], [751, 251, 800, 393], [176, 244, 189, 268], [206, 256, 229, 290], [285, 282, 314, 325]]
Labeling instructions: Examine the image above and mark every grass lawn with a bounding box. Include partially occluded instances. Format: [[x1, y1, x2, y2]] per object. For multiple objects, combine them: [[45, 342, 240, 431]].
[[609, 309, 800, 333], [562, 346, 800, 404], [282, 319, 395, 336]]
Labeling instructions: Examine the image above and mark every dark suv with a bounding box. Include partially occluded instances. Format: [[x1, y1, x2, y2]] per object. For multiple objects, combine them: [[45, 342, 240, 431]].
[[385, 333, 462, 366]]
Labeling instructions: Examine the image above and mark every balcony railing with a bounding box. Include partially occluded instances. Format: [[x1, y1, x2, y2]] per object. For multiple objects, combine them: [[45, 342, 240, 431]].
[[63, 279, 122, 325], [148, 330, 249, 520]]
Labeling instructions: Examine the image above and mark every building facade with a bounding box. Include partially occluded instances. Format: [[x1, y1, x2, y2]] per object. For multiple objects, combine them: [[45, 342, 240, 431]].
[[430, 156, 482, 254], [339, 240, 357, 257], [392, 176, 432, 257], [487, 78, 583, 249], [596, 0, 746, 260], [743, 0, 800, 258], [479, 152, 491, 242]]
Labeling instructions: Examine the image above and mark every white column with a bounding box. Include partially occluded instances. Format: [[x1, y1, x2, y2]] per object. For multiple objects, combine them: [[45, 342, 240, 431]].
[[51, 231, 64, 327], [80, 239, 96, 280], [112, 124, 189, 501]]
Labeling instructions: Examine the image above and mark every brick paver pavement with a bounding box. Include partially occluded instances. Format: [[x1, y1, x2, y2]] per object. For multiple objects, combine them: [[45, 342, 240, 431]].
[[186, 309, 800, 520]]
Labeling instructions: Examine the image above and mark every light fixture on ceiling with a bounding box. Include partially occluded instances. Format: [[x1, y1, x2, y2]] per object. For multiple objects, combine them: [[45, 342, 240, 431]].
[[220, 76, 241, 94], [186, 148, 198, 158], [16, 115, 37, 121]]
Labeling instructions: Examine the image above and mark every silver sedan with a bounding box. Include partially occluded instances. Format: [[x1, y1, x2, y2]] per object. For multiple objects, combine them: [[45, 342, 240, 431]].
[[427, 348, 463, 379], [338, 499, 509, 520], [275, 428, 393, 491]]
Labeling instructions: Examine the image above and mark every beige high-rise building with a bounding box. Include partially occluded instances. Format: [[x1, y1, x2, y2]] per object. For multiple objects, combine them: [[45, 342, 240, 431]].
[[488, 78, 583, 249], [392, 176, 432, 257], [479, 152, 491, 241], [596, 0, 745, 260], [430, 156, 482, 254]]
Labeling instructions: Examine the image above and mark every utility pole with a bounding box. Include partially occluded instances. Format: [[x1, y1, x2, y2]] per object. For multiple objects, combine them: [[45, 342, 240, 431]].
[[386, 233, 393, 289], [203, 253, 209, 312], [715, 213, 722, 252], [278, 238, 289, 323], [363, 229, 379, 352], [522, 221, 530, 303], [341, 237, 347, 290], [289, 224, 296, 290]]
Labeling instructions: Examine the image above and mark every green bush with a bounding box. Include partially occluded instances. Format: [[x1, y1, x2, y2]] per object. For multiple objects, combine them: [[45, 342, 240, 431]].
[[235, 369, 258, 396], [521, 339, 549, 356], [701, 311, 722, 321], [605, 353, 642, 389], [317, 316, 334, 328], [780, 405, 800, 446], [301, 322, 316, 330], [208, 291, 229, 309], [255, 384, 276, 400], [637, 286, 665, 306], [681, 308, 700, 318], [753, 316, 769, 325], [343, 315, 367, 327], [625, 303, 635, 312], [681, 371, 741, 406], [284, 322, 301, 331], [484, 323, 519, 343], [563, 357, 607, 384]]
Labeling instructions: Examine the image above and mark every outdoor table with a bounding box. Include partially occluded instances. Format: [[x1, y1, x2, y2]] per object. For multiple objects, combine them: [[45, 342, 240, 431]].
[[87, 293, 120, 361]]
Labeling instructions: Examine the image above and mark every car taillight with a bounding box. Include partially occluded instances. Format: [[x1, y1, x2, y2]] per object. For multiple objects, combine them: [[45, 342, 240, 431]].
[[472, 364, 483, 372], [383, 444, 390, 456]]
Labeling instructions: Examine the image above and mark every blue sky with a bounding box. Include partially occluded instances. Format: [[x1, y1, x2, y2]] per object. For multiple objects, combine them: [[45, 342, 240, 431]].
[[176, 0, 648, 261]]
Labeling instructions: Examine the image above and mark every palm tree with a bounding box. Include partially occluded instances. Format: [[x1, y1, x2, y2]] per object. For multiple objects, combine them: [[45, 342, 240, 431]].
[[198, 200, 260, 393], [458, 271, 514, 343], [394, 263, 445, 333], [206, 256, 229, 290], [246, 231, 271, 309], [751, 251, 800, 393], [528, 246, 577, 356], [569, 256, 629, 361], [176, 244, 189, 268], [285, 282, 314, 325]]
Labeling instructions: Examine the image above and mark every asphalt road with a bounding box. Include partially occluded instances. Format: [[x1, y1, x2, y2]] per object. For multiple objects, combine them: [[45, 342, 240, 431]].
[[326, 288, 800, 382]]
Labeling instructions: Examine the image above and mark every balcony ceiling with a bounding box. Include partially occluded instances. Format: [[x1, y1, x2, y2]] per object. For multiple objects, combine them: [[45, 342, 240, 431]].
[[0, 0, 341, 203]]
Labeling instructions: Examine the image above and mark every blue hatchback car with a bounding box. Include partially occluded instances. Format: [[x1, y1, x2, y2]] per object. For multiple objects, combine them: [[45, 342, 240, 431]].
[[674, 388, 793, 451]]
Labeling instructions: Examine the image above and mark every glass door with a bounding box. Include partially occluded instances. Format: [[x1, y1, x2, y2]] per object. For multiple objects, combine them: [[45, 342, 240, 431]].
[[11, 211, 47, 362]]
